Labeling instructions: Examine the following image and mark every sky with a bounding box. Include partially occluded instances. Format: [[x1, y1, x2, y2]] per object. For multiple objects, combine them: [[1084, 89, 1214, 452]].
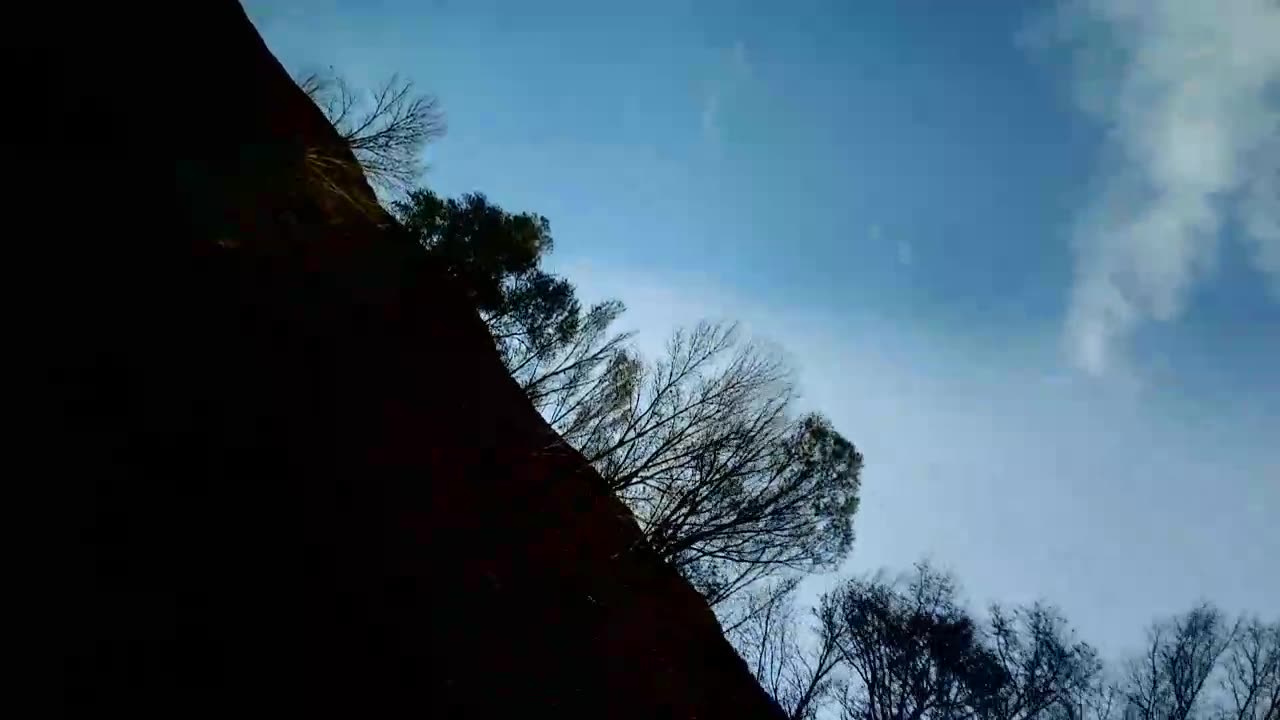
[[245, 0, 1278, 654]]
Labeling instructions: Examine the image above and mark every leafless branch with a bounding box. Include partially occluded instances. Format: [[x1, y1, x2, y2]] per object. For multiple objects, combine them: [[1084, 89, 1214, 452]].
[[297, 68, 445, 195], [547, 321, 861, 605], [1123, 604, 1238, 720], [727, 578, 844, 720], [1219, 618, 1280, 720]]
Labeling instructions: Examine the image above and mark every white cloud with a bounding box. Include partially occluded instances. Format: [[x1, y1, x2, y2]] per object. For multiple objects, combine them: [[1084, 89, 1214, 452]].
[[1046, 0, 1280, 374]]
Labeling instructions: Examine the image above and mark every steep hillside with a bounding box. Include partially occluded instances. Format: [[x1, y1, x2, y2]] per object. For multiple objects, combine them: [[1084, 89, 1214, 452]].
[[16, 2, 785, 717]]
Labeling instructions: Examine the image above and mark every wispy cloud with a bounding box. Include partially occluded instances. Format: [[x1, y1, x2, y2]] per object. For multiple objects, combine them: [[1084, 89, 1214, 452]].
[[730, 39, 750, 77], [897, 240, 914, 267], [701, 40, 752, 144], [869, 224, 913, 266], [701, 93, 722, 142], [1037, 0, 1280, 375]]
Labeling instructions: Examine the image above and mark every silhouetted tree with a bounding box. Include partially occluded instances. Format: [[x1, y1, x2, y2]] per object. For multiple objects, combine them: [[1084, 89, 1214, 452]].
[[723, 575, 804, 638], [554, 321, 863, 604], [1217, 618, 1279, 720], [724, 567, 1273, 720], [394, 189, 861, 610], [728, 578, 843, 720], [1123, 605, 1238, 720], [1056, 678, 1122, 720], [732, 563, 1105, 720], [393, 188, 632, 403], [982, 603, 1100, 720], [829, 564, 1003, 720], [298, 69, 445, 193]]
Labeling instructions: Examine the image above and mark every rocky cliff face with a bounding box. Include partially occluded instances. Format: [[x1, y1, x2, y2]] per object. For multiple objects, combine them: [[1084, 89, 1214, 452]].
[[18, 3, 784, 718]]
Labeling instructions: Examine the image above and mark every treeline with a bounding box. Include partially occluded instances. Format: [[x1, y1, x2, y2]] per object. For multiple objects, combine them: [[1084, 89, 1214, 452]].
[[731, 564, 1277, 720], [299, 70, 1277, 720]]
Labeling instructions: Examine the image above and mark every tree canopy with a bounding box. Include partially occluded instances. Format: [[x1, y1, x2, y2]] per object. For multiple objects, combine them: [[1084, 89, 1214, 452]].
[[390, 186, 862, 613], [556, 321, 862, 604]]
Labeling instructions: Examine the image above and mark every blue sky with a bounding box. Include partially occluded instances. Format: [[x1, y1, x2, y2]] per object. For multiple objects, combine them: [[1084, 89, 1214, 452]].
[[246, 0, 1278, 652]]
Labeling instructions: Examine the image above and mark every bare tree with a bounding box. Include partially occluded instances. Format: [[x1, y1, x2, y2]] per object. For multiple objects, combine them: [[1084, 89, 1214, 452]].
[[298, 69, 445, 193], [728, 578, 844, 720], [1123, 605, 1239, 720], [725, 569, 1272, 720], [1084, 681, 1123, 720], [982, 603, 1100, 720], [1052, 674, 1122, 720], [723, 575, 804, 639], [552, 321, 863, 605], [1218, 618, 1279, 720], [831, 564, 999, 720], [390, 194, 860, 613], [513, 298, 634, 416]]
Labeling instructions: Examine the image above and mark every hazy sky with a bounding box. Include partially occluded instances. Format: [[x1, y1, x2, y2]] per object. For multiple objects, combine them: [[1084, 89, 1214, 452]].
[[246, 0, 1278, 652]]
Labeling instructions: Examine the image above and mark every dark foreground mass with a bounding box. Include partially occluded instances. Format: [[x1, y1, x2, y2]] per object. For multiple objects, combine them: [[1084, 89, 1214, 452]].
[[11, 3, 785, 718]]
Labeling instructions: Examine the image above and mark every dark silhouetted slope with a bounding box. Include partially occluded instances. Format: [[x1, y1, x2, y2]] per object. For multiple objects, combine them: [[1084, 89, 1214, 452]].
[[12, 2, 785, 718]]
